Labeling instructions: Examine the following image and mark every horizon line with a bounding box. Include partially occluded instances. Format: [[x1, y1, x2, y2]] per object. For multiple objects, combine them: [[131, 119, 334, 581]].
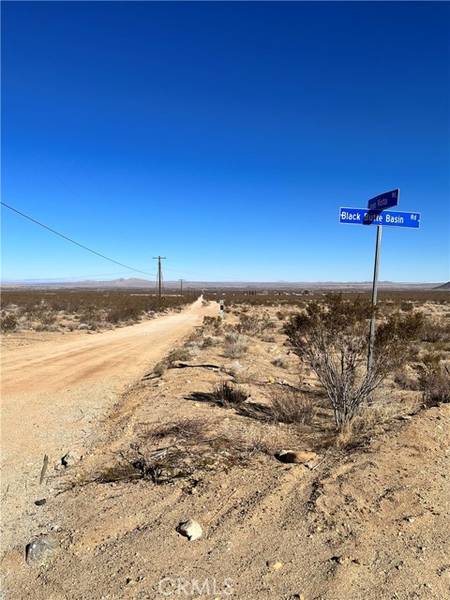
[[1, 278, 446, 286]]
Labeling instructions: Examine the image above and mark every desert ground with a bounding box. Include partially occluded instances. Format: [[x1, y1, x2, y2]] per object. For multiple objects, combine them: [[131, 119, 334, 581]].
[[1, 290, 449, 599]]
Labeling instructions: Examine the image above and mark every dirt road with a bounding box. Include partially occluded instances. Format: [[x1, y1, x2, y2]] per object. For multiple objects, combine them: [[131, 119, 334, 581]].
[[0, 297, 216, 552]]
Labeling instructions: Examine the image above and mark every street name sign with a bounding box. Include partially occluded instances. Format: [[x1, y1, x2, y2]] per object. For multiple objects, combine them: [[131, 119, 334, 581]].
[[339, 207, 420, 228], [339, 189, 420, 371], [368, 188, 399, 211]]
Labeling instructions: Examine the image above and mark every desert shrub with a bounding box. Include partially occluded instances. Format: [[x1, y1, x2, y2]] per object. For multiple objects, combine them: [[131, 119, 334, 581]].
[[285, 295, 424, 430], [439, 321, 450, 342], [236, 313, 261, 335], [420, 320, 444, 343], [0, 313, 18, 332], [261, 334, 276, 343], [201, 336, 215, 348], [223, 332, 248, 358], [33, 311, 58, 331], [401, 301, 414, 312], [212, 381, 248, 407], [184, 340, 200, 355], [40, 312, 57, 326], [270, 389, 315, 425], [407, 343, 422, 362], [232, 368, 257, 384], [393, 370, 419, 390], [147, 418, 207, 443], [153, 360, 167, 376], [202, 316, 222, 334], [421, 351, 442, 370], [167, 347, 192, 364], [104, 309, 123, 324], [418, 361, 450, 406], [106, 304, 140, 324], [271, 356, 288, 369], [78, 304, 98, 319], [237, 312, 274, 336], [334, 403, 396, 448]]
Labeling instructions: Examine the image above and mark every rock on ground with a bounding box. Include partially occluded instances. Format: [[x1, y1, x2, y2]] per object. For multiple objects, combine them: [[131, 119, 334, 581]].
[[176, 519, 203, 541]]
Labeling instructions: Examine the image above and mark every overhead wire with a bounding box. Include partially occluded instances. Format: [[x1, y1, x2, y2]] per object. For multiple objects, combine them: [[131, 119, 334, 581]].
[[1, 201, 153, 277]]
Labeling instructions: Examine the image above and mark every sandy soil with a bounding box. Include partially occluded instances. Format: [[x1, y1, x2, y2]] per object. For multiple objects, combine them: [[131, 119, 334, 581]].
[[0, 297, 217, 554], [1, 302, 449, 600]]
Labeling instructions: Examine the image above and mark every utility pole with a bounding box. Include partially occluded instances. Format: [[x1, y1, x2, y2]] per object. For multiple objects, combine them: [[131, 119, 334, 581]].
[[153, 256, 166, 299], [179, 279, 184, 296]]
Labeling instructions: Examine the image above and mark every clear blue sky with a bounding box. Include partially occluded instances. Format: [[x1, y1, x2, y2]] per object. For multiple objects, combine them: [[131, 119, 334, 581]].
[[2, 1, 449, 283]]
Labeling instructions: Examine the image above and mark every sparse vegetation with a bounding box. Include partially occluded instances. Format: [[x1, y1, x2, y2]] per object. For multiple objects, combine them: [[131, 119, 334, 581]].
[[236, 313, 261, 335], [420, 320, 450, 344], [418, 361, 450, 406], [152, 360, 167, 377], [212, 381, 249, 407], [150, 345, 194, 376], [203, 288, 450, 308], [202, 315, 223, 334], [1, 289, 196, 332], [261, 334, 277, 342], [394, 370, 419, 390], [271, 356, 288, 368], [270, 389, 315, 425], [285, 295, 424, 430], [105, 304, 141, 324], [16, 286, 448, 600], [335, 401, 409, 448], [237, 312, 274, 336], [90, 417, 272, 487], [166, 347, 193, 364], [201, 335, 215, 348], [223, 332, 248, 358], [0, 313, 18, 332]]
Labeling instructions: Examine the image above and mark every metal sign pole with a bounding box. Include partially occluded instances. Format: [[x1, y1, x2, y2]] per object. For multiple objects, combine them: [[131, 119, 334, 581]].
[[367, 224, 382, 371]]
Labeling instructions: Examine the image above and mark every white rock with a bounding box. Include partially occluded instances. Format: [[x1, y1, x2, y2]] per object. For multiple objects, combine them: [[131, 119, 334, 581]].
[[176, 519, 203, 541], [25, 535, 57, 565]]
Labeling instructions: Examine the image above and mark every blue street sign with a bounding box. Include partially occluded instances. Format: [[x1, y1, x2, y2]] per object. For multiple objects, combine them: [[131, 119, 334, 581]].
[[339, 207, 421, 228], [368, 188, 399, 211]]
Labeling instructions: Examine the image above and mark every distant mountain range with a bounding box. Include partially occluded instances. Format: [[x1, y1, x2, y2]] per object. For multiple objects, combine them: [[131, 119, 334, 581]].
[[1, 278, 448, 291]]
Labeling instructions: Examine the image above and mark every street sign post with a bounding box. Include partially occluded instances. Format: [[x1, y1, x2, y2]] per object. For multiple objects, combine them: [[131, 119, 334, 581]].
[[368, 188, 399, 211], [368, 224, 382, 373], [339, 192, 420, 371]]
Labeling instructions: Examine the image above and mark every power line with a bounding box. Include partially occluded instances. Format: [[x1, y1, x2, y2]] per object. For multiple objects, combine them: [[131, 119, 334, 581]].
[[1, 201, 153, 276]]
